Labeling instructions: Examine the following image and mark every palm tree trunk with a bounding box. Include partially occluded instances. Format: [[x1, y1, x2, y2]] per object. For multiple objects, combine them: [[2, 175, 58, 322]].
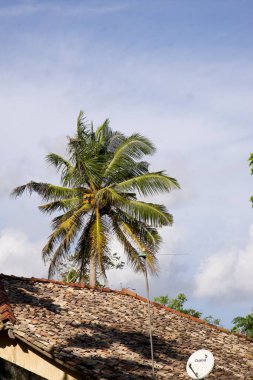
[[89, 255, 96, 287]]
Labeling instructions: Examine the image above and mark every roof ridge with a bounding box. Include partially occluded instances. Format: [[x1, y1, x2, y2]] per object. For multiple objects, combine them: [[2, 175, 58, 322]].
[[0, 275, 16, 324], [1, 273, 252, 343]]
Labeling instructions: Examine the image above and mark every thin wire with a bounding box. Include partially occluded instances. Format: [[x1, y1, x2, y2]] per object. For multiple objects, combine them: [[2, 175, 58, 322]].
[[140, 252, 189, 378], [143, 258, 155, 379], [158, 254, 189, 256]]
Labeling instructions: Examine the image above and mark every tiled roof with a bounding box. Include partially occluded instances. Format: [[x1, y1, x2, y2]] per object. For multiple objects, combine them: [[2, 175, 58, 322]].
[[0, 273, 253, 379]]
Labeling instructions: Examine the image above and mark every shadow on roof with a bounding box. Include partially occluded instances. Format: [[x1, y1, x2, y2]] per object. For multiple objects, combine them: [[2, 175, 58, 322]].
[[50, 321, 186, 379], [2, 278, 62, 315]]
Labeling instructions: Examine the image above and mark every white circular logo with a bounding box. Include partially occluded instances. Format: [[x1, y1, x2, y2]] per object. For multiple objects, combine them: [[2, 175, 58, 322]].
[[186, 349, 214, 379]]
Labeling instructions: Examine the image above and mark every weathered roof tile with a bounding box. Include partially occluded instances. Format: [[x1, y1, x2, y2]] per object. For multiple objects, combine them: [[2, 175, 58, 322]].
[[0, 275, 16, 324]]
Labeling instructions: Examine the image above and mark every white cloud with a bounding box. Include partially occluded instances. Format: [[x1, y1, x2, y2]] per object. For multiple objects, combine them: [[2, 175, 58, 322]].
[[0, 229, 47, 278], [194, 224, 253, 302]]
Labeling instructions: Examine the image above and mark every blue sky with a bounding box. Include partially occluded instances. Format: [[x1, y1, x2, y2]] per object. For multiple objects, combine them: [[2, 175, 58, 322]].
[[0, 0, 252, 327]]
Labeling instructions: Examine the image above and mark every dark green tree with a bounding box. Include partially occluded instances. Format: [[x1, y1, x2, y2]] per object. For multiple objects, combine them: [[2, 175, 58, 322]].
[[154, 293, 221, 324], [231, 312, 253, 337], [154, 293, 202, 318], [12, 111, 179, 286]]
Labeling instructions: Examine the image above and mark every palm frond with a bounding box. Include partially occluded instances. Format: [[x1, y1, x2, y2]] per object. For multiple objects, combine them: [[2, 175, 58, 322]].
[[122, 200, 173, 227], [77, 110, 89, 138], [11, 181, 77, 201], [48, 250, 65, 279], [90, 209, 109, 276], [50, 209, 76, 230], [38, 197, 81, 214], [46, 153, 78, 186], [111, 217, 143, 272], [107, 131, 125, 152], [114, 213, 159, 272], [249, 153, 253, 170], [111, 216, 158, 274], [75, 226, 92, 280], [105, 159, 150, 186], [104, 134, 156, 178], [95, 119, 110, 142], [75, 213, 109, 280], [66, 113, 104, 190], [115, 172, 180, 196], [95, 187, 124, 207], [46, 153, 74, 172], [43, 203, 92, 257], [70, 139, 105, 191], [47, 222, 78, 278], [114, 209, 161, 251]]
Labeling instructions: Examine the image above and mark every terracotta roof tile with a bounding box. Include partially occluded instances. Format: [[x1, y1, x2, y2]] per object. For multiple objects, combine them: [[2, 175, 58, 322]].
[[0, 275, 16, 324], [0, 273, 253, 379]]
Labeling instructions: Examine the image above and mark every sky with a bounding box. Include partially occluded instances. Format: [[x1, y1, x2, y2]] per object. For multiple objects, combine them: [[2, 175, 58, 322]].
[[0, 0, 252, 328]]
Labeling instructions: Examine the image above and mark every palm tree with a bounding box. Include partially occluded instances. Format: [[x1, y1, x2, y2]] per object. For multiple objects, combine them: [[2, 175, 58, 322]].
[[12, 111, 180, 286]]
